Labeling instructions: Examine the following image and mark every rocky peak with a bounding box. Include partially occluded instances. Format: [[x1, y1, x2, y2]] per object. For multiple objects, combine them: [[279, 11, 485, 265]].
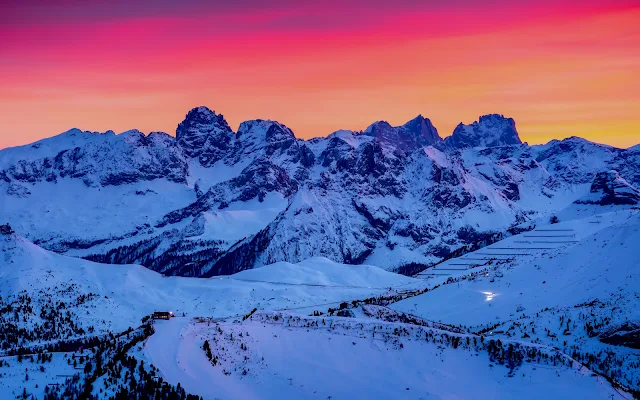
[[363, 115, 442, 151], [401, 115, 442, 145], [119, 129, 146, 145], [236, 119, 297, 156], [146, 131, 174, 146], [176, 106, 234, 165], [445, 114, 521, 149]]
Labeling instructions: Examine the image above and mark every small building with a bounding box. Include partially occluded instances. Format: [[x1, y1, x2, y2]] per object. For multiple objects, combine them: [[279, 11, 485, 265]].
[[152, 311, 174, 320]]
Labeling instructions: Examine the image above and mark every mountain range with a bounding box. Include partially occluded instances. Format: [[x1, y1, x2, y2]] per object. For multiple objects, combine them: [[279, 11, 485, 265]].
[[1, 106, 639, 277]]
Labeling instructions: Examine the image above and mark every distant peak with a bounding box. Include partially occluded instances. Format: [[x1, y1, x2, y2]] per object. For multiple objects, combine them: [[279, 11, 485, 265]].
[[364, 120, 392, 133], [404, 114, 425, 124], [478, 114, 510, 123], [61, 128, 84, 136], [236, 119, 298, 156], [176, 106, 233, 139], [180, 106, 229, 127], [444, 114, 521, 149], [119, 129, 144, 137], [176, 106, 234, 164], [402, 115, 440, 138], [58, 128, 115, 137], [238, 119, 290, 133], [195, 105, 212, 113], [191, 106, 215, 117], [363, 115, 441, 151]]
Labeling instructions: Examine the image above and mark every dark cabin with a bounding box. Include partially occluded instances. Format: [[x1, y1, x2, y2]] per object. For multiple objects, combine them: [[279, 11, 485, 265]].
[[152, 311, 173, 320]]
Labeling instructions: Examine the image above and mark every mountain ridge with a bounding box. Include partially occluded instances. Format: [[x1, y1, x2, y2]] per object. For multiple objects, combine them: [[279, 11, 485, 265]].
[[2, 106, 639, 276]]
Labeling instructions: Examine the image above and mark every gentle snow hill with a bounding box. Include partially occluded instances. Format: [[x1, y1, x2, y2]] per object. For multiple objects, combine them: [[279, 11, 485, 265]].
[[232, 256, 417, 288], [0, 230, 418, 335]]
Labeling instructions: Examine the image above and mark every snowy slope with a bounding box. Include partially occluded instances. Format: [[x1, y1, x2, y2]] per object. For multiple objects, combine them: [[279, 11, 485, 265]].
[[142, 315, 624, 400], [232, 257, 416, 288], [0, 227, 429, 399], [391, 208, 640, 392], [0, 228, 420, 341], [392, 209, 640, 325]]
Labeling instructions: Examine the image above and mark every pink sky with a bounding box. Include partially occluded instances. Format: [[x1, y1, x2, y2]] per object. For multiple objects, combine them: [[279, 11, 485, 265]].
[[1, 0, 639, 148]]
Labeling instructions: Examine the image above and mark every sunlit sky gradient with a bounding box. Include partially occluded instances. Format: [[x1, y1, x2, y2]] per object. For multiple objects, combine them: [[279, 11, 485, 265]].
[[1, 0, 639, 149]]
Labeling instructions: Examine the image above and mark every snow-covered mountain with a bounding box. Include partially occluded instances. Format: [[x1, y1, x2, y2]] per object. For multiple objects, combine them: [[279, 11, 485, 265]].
[[1, 107, 639, 276]]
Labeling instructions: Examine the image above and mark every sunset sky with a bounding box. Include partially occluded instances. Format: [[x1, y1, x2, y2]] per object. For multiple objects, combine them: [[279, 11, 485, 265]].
[[1, 0, 639, 149]]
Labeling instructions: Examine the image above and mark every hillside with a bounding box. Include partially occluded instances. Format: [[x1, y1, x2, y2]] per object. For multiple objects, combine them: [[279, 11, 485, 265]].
[[0, 228, 424, 398], [0, 226, 418, 350], [391, 207, 640, 392], [143, 315, 623, 400]]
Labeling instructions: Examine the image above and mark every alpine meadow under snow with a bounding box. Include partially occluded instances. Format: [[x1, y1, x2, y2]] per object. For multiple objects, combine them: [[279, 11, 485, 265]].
[[0, 107, 639, 399]]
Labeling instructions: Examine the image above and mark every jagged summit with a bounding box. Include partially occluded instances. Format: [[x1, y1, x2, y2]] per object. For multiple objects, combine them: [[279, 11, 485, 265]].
[[176, 106, 234, 165], [363, 114, 442, 151], [445, 114, 521, 149], [402, 114, 442, 143], [236, 119, 298, 156], [60, 127, 86, 136]]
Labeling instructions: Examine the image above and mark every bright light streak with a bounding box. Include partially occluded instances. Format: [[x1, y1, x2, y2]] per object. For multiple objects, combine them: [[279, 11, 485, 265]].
[[481, 291, 497, 301]]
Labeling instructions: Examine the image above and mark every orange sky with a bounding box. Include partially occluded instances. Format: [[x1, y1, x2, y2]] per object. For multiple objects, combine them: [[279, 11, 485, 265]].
[[1, 1, 639, 149]]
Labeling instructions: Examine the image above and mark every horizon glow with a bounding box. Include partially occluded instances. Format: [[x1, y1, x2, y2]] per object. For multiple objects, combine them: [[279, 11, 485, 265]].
[[1, 0, 639, 149]]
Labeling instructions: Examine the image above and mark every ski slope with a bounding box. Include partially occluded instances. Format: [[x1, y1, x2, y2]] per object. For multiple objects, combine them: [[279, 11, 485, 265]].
[[143, 316, 622, 400], [393, 208, 640, 325], [391, 207, 640, 392]]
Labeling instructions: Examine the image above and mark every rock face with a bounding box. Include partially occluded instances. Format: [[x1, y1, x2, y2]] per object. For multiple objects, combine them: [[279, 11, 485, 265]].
[[176, 106, 234, 166], [575, 170, 640, 205], [1, 107, 639, 276], [363, 115, 442, 151], [444, 114, 521, 149]]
